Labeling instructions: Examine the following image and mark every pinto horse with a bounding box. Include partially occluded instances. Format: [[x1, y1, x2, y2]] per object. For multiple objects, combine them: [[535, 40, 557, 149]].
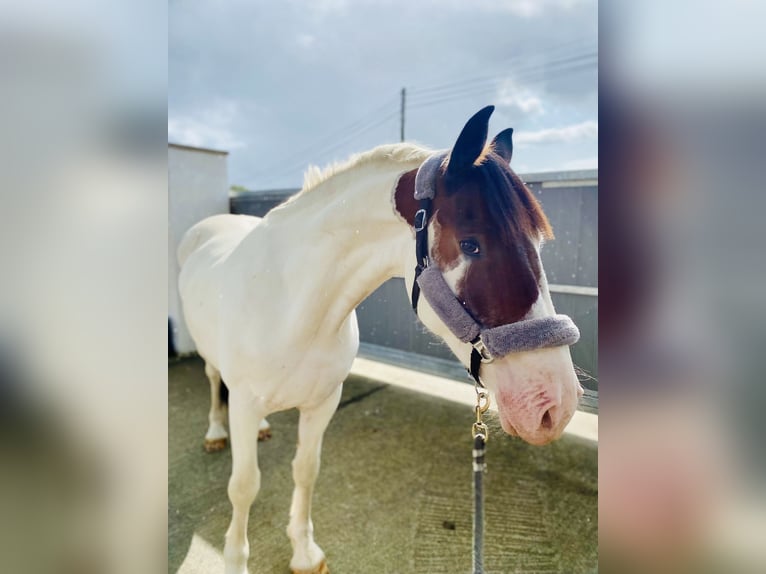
[[178, 106, 583, 574]]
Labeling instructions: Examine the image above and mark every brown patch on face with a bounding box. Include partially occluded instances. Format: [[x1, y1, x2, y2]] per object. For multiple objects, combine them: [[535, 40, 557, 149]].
[[432, 217, 460, 269], [432, 166, 543, 327], [392, 168, 418, 225], [461, 237, 541, 326]]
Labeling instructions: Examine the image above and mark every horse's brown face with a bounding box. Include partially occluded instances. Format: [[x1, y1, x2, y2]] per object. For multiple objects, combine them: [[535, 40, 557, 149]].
[[431, 166, 543, 327], [396, 106, 582, 445]]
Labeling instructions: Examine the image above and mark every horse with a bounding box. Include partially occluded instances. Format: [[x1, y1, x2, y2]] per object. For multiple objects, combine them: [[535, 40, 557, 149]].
[[177, 105, 583, 574]]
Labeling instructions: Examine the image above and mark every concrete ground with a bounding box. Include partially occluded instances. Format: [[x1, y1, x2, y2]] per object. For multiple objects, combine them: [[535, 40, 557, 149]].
[[169, 356, 597, 574]]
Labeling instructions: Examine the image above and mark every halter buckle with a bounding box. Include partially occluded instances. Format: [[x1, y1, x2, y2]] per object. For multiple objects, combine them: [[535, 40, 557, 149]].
[[413, 209, 428, 232], [472, 337, 494, 363]]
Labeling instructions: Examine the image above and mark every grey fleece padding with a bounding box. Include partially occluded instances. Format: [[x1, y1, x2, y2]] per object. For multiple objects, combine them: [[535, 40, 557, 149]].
[[417, 265, 580, 356], [413, 151, 448, 200], [481, 314, 580, 356], [417, 266, 481, 342]]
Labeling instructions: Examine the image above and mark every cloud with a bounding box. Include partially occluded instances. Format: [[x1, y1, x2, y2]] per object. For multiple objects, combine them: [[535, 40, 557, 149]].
[[169, 1, 597, 184], [167, 100, 245, 151], [293, 0, 351, 17], [496, 80, 545, 115], [453, 0, 594, 18], [492, 0, 546, 17], [515, 120, 597, 145], [296, 33, 316, 49]]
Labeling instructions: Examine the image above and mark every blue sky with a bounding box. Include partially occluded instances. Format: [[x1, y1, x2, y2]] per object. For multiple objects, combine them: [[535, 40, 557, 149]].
[[169, 0, 597, 189]]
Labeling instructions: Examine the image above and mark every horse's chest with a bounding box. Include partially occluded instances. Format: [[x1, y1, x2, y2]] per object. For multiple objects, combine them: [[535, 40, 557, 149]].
[[222, 310, 359, 410]]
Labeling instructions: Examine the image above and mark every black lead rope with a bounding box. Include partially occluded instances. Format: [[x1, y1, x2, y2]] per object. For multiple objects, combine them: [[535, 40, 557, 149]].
[[469, 346, 483, 386], [410, 197, 489, 574], [472, 433, 487, 574], [472, 387, 490, 574]]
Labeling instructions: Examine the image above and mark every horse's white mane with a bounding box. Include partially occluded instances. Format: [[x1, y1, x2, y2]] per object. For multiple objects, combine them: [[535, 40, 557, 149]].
[[299, 142, 432, 195]]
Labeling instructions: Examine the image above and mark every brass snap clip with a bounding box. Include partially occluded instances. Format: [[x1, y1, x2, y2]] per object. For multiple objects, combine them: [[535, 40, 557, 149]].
[[472, 386, 490, 441]]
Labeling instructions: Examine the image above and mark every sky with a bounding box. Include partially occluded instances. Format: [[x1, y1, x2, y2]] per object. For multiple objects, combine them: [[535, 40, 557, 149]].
[[169, 0, 597, 190]]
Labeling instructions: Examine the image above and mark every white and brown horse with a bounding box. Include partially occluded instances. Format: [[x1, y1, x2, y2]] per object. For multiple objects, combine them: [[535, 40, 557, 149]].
[[178, 106, 582, 574]]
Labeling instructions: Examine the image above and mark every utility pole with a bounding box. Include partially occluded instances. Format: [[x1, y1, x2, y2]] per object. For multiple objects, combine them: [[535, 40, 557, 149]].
[[400, 87, 406, 142]]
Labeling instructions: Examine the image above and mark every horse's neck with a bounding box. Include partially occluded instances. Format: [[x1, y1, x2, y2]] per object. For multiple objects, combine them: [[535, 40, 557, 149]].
[[267, 159, 418, 333]]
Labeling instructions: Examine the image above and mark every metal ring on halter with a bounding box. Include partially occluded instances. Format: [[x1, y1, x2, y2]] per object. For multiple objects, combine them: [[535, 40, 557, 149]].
[[413, 208, 428, 232], [471, 337, 494, 363], [475, 388, 490, 414]]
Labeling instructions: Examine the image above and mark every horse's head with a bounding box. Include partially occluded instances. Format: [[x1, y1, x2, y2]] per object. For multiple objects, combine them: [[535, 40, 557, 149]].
[[396, 106, 583, 445]]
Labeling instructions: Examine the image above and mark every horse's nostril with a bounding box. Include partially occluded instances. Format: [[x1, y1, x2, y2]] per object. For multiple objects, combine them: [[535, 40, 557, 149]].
[[541, 408, 553, 430]]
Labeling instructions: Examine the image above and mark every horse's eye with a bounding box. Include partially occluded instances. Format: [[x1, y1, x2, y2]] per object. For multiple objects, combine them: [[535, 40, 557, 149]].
[[459, 238, 481, 257]]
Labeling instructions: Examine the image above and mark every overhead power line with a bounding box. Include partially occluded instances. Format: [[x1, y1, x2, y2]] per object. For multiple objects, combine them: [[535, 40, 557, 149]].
[[255, 109, 400, 188], [407, 52, 597, 104], [246, 38, 597, 189], [407, 57, 597, 111], [251, 96, 400, 179], [407, 35, 596, 96]]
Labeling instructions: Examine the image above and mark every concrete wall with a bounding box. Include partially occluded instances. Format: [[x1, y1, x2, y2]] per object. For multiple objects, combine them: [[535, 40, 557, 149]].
[[168, 144, 229, 354]]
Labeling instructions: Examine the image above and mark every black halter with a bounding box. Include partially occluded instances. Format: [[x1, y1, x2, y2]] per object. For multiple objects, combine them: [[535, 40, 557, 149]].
[[410, 198, 431, 313], [410, 196, 486, 387]]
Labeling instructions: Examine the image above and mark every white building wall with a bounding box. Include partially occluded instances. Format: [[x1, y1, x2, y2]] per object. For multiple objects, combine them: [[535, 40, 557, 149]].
[[168, 144, 229, 354]]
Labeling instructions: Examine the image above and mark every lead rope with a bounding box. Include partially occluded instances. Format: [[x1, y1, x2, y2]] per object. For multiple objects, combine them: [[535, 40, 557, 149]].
[[472, 383, 490, 574]]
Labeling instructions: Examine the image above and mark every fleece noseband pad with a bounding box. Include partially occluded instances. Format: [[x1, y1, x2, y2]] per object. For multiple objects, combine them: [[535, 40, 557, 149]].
[[480, 314, 580, 356], [417, 265, 580, 356], [417, 265, 481, 343]]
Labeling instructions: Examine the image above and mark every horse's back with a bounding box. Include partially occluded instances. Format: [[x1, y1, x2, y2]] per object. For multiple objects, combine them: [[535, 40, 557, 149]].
[[178, 214, 262, 366], [177, 213, 261, 267]]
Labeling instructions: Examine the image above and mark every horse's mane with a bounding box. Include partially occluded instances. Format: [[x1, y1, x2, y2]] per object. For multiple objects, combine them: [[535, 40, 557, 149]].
[[298, 143, 432, 196], [474, 152, 554, 242]]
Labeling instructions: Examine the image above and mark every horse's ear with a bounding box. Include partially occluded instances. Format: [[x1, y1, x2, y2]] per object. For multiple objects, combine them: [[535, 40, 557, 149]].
[[491, 128, 513, 164], [447, 105, 494, 175]]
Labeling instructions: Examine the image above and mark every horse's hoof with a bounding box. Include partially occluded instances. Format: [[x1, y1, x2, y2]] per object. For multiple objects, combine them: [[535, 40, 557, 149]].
[[291, 559, 329, 574], [203, 437, 227, 452], [258, 428, 272, 442]]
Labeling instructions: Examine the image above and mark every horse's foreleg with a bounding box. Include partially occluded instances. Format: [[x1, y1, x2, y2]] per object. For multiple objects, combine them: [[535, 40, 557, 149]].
[[287, 386, 342, 574], [258, 418, 272, 441], [204, 362, 271, 451], [204, 362, 229, 452], [223, 388, 264, 574]]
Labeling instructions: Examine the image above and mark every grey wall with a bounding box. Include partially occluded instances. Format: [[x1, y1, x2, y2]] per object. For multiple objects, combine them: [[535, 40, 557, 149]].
[[525, 174, 598, 387], [527, 181, 598, 288], [230, 190, 296, 216], [230, 170, 598, 389], [169, 144, 230, 354]]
